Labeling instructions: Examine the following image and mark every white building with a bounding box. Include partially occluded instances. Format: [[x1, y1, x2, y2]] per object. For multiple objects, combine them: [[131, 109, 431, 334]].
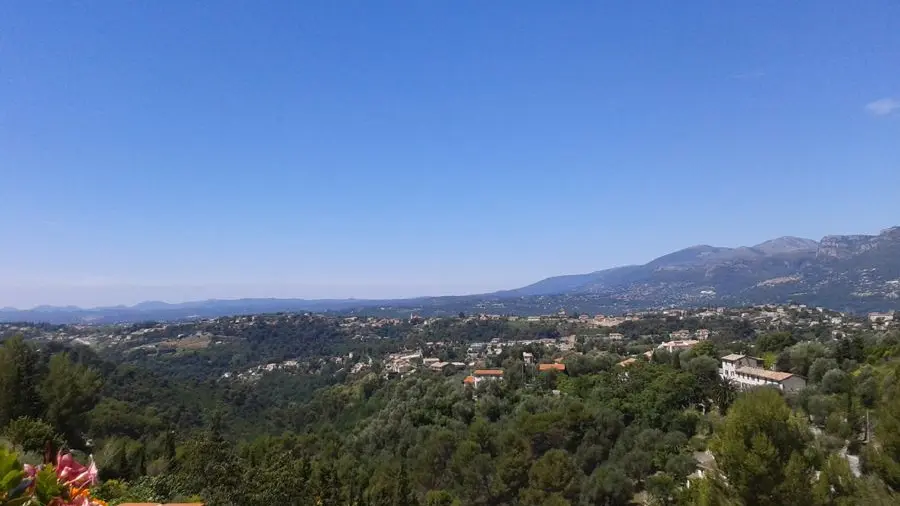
[[658, 339, 699, 353], [429, 361, 450, 372], [670, 330, 692, 340], [868, 312, 895, 323], [719, 354, 806, 393], [401, 352, 423, 363]]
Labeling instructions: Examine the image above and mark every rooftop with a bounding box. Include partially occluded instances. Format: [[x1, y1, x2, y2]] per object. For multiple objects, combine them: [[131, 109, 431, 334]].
[[538, 363, 566, 372], [473, 369, 504, 376], [735, 366, 794, 382]]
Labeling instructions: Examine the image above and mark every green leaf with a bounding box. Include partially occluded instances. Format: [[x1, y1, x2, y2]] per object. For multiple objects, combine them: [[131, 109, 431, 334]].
[[4, 497, 31, 506], [33, 465, 63, 504], [0, 469, 25, 492]]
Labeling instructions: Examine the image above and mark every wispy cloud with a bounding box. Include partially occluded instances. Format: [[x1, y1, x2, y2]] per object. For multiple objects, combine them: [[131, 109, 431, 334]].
[[731, 70, 766, 80], [865, 97, 900, 116]]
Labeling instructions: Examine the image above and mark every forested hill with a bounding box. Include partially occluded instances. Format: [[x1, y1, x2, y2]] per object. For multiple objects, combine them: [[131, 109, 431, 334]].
[[2, 311, 900, 505]]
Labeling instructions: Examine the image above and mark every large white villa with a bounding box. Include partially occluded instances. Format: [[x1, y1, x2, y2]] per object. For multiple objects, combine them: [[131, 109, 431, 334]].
[[719, 354, 806, 393]]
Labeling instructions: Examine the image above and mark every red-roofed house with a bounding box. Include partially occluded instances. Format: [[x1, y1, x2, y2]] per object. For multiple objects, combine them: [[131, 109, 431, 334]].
[[538, 363, 566, 372]]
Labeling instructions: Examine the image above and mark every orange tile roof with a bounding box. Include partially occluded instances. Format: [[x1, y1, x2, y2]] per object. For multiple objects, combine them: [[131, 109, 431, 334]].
[[538, 363, 566, 372], [473, 369, 504, 376], [463, 375, 477, 384]]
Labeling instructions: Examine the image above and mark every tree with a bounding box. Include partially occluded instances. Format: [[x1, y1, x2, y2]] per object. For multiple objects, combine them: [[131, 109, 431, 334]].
[[693, 341, 716, 358], [38, 353, 101, 446], [492, 436, 530, 504], [709, 376, 736, 415], [3, 417, 64, 454], [812, 454, 861, 505], [687, 356, 719, 381], [395, 462, 418, 506], [646, 472, 677, 505], [857, 368, 879, 409], [866, 367, 900, 491], [0, 336, 43, 426], [787, 342, 827, 377], [678, 473, 734, 506], [808, 358, 839, 384], [579, 465, 632, 506], [756, 332, 796, 353], [424, 490, 460, 506], [821, 369, 849, 395], [521, 449, 580, 505], [709, 388, 814, 505], [88, 399, 163, 439], [806, 394, 838, 427], [176, 431, 245, 506]]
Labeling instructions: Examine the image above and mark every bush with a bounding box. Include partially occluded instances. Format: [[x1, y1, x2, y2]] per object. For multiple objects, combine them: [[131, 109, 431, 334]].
[[3, 416, 65, 454]]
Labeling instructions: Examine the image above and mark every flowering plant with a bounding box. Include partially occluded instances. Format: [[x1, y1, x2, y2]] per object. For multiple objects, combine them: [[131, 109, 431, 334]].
[[1, 447, 105, 506]]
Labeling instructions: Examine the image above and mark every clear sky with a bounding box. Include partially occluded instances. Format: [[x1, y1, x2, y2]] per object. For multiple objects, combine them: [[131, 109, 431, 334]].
[[2, 1, 899, 308]]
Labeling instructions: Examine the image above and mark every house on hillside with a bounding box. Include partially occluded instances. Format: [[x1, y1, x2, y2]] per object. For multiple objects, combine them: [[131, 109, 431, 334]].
[[657, 340, 699, 353], [473, 369, 504, 380], [465, 369, 504, 387], [538, 363, 566, 373], [670, 330, 692, 340], [429, 361, 451, 372], [868, 312, 894, 323], [720, 353, 760, 372], [719, 354, 806, 393]]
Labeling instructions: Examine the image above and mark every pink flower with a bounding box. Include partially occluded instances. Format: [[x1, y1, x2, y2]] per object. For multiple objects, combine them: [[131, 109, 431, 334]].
[[24, 463, 38, 479], [55, 451, 99, 489]]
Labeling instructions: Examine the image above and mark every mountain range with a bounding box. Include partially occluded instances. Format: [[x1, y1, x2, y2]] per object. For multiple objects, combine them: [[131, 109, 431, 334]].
[[3, 226, 899, 324]]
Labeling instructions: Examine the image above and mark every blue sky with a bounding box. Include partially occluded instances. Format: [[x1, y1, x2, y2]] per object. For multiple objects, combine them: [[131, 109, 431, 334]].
[[1, 1, 899, 308]]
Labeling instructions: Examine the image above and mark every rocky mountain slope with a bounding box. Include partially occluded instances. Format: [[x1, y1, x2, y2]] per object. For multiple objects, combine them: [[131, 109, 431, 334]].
[[513, 227, 900, 312]]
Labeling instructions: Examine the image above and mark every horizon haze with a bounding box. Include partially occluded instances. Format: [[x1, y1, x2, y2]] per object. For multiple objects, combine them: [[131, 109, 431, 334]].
[[3, 226, 898, 310]]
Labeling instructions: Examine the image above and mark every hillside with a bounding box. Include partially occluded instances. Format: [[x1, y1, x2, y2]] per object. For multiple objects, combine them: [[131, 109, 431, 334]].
[[2, 309, 900, 505]]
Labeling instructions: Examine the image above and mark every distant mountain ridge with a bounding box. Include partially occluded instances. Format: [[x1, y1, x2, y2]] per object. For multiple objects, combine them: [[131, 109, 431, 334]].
[[511, 226, 900, 311], [2, 226, 899, 324]]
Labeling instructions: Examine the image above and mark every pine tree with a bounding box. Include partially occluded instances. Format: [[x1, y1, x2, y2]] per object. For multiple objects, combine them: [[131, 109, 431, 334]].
[[395, 463, 419, 506], [709, 388, 815, 505]]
